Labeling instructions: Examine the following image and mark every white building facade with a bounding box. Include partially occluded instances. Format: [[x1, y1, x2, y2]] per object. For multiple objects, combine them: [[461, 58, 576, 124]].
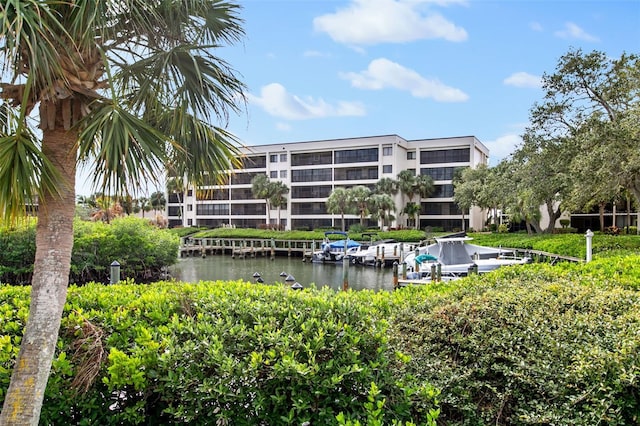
[[167, 134, 489, 232]]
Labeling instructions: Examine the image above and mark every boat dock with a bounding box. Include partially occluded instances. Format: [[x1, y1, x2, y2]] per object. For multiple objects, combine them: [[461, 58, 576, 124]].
[[180, 237, 418, 266], [180, 237, 320, 260]]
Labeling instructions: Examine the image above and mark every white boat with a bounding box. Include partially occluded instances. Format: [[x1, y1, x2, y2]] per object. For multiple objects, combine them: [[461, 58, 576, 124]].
[[348, 238, 403, 266], [312, 231, 361, 263], [400, 236, 531, 283]]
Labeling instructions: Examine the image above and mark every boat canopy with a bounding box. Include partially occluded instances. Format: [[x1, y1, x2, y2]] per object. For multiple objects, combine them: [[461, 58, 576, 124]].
[[327, 239, 361, 249], [415, 253, 438, 263]]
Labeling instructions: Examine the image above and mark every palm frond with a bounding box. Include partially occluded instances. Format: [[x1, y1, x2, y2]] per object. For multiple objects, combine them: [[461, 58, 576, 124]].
[[77, 102, 167, 196], [159, 108, 242, 186], [0, 104, 61, 222]]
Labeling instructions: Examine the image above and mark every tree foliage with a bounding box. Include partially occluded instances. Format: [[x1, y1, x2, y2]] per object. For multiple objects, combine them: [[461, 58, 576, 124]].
[[0, 1, 248, 421]]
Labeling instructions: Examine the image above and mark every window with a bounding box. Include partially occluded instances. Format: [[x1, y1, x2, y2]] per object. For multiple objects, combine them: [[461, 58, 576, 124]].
[[334, 148, 379, 164], [291, 151, 332, 166], [230, 188, 254, 200], [291, 169, 332, 182], [187, 219, 193, 226], [420, 148, 470, 164], [196, 204, 230, 215], [187, 204, 193, 211], [231, 171, 262, 185], [235, 155, 267, 169], [280, 153, 287, 162], [420, 167, 455, 181], [279, 170, 287, 178], [270, 154, 278, 163], [270, 171, 277, 178], [334, 166, 378, 181], [407, 151, 416, 160], [383, 165, 392, 174], [382, 146, 392, 156], [291, 185, 332, 199]]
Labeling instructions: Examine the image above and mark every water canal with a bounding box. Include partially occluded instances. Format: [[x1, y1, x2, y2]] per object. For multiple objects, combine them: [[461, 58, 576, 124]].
[[169, 255, 396, 292]]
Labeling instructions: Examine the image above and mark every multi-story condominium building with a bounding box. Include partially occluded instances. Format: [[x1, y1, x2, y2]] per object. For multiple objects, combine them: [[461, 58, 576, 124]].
[[167, 134, 489, 231]]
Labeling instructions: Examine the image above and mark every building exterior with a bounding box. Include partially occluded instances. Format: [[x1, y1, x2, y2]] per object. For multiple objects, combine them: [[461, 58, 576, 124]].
[[167, 134, 489, 231]]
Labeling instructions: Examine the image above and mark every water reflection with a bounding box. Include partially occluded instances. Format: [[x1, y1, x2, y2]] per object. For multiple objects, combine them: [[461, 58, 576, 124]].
[[170, 255, 395, 292]]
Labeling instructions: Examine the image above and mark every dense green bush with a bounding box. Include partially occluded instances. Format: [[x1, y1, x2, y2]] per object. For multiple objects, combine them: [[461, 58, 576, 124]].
[[0, 222, 36, 284], [0, 282, 439, 425], [182, 227, 427, 243], [0, 217, 179, 285], [389, 270, 640, 425], [72, 217, 178, 284], [469, 232, 640, 258], [1, 254, 639, 424]]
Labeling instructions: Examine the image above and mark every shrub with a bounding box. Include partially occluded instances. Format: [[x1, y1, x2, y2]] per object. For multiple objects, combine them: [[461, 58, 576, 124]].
[[0, 217, 179, 285], [389, 273, 640, 425], [0, 282, 439, 425]]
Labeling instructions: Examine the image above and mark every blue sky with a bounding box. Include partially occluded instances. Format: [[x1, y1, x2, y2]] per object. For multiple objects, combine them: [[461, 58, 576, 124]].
[[221, 0, 639, 165], [76, 0, 639, 196]]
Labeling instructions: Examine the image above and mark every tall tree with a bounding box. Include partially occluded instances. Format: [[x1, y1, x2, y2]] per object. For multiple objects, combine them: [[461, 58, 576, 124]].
[[269, 180, 289, 230], [326, 187, 352, 232], [348, 185, 372, 227], [374, 177, 398, 196], [396, 169, 417, 227], [369, 193, 395, 229], [251, 174, 274, 226], [149, 191, 166, 212], [413, 174, 435, 230], [530, 49, 640, 217], [452, 167, 473, 232], [0, 1, 246, 422]]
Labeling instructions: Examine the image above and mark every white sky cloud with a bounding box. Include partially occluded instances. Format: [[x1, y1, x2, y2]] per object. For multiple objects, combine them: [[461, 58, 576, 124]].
[[248, 83, 366, 120], [503, 72, 542, 89], [529, 21, 543, 32], [313, 0, 467, 45], [554, 22, 599, 42], [485, 133, 523, 165], [303, 50, 331, 58], [341, 58, 469, 102]]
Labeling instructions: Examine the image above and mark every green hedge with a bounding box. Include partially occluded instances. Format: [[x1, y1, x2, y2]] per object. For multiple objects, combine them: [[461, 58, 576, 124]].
[[469, 232, 640, 259], [180, 228, 427, 243], [1, 255, 639, 424], [389, 264, 640, 425], [0, 217, 179, 285], [0, 282, 439, 425]]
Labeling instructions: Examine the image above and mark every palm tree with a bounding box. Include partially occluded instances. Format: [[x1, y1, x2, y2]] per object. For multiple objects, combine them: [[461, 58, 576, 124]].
[[0, 2, 246, 422], [251, 174, 274, 226], [137, 197, 152, 218], [369, 193, 396, 229], [397, 169, 417, 227], [269, 180, 289, 230], [149, 191, 167, 213], [348, 185, 372, 227], [402, 202, 421, 229], [374, 177, 398, 196], [326, 187, 353, 231], [414, 174, 435, 230]]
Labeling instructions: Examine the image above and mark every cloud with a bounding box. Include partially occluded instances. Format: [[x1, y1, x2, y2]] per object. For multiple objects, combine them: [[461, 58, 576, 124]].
[[303, 50, 331, 58], [554, 22, 599, 42], [248, 83, 366, 120], [485, 133, 523, 165], [313, 0, 468, 46], [503, 72, 542, 89], [341, 58, 469, 102], [529, 21, 543, 32]]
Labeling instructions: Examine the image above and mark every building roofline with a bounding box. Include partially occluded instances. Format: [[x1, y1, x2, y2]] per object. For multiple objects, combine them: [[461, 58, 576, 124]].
[[242, 134, 486, 150]]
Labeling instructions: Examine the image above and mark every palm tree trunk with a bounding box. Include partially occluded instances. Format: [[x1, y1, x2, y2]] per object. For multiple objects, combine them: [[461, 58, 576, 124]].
[[1, 129, 77, 425]]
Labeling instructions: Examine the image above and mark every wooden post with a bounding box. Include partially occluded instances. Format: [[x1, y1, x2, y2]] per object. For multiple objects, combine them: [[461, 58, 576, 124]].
[[392, 261, 399, 290]]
